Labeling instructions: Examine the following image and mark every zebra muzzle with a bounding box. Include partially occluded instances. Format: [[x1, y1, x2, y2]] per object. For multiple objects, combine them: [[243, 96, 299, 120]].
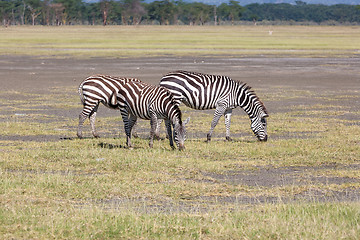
[[259, 135, 268, 142], [178, 143, 185, 151]]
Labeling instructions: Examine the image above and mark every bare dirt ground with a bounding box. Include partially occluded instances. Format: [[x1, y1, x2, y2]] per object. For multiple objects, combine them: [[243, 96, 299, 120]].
[[1, 55, 359, 121], [1, 55, 359, 206], [2, 55, 359, 92]]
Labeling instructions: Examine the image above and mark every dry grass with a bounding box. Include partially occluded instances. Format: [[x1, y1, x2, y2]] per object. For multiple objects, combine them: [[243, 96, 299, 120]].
[[1, 25, 360, 58], [0, 85, 359, 238]]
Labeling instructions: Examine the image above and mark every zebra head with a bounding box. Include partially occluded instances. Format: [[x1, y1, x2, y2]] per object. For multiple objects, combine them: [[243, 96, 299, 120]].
[[250, 112, 268, 141], [173, 117, 190, 150]]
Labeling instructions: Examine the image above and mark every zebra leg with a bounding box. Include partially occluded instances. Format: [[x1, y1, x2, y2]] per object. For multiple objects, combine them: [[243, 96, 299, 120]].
[[149, 113, 158, 148], [154, 119, 164, 140], [119, 108, 138, 139], [120, 109, 133, 148], [224, 109, 233, 141], [89, 107, 100, 138], [207, 105, 227, 142], [128, 114, 137, 138], [131, 121, 139, 138], [165, 119, 175, 150], [77, 113, 87, 138], [77, 103, 99, 138]]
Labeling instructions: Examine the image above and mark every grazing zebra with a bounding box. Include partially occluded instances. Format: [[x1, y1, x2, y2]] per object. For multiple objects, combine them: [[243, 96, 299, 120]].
[[159, 70, 268, 141], [110, 79, 189, 150], [77, 75, 140, 139]]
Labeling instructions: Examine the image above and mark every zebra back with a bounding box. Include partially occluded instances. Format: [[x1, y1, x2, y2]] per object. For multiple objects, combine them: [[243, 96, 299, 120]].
[[116, 80, 182, 124], [161, 70, 267, 115], [79, 75, 140, 109], [160, 70, 235, 110]]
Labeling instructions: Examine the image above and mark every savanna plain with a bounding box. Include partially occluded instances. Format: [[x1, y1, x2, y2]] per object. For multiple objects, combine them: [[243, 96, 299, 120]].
[[0, 26, 360, 239]]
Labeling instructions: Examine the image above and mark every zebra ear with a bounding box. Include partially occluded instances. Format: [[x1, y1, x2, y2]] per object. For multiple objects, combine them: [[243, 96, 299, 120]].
[[183, 117, 190, 125], [263, 113, 269, 118], [110, 93, 117, 106]]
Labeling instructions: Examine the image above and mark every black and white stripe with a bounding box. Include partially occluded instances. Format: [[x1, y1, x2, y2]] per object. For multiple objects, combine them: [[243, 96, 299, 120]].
[[111, 79, 189, 149], [77, 75, 139, 138], [160, 70, 268, 141]]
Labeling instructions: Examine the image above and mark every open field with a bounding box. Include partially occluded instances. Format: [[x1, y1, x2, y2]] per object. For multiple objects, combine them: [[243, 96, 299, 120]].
[[1, 25, 360, 58], [1, 26, 360, 238]]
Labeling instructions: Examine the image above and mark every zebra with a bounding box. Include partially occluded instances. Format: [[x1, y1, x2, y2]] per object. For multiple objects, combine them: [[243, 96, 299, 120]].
[[159, 70, 268, 142], [77, 75, 140, 139], [110, 79, 190, 150]]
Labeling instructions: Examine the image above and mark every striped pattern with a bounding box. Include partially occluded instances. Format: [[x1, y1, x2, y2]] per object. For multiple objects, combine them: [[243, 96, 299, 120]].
[[112, 79, 188, 149], [160, 70, 268, 141], [77, 75, 139, 139]]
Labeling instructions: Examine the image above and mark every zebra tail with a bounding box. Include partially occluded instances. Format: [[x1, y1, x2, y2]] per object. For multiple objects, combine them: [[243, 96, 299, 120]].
[[78, 81, 86, 106]]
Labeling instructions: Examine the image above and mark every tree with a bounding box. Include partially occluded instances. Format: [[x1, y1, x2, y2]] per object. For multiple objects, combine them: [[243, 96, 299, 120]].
[[84, 2, 101, 25], [40, 0, 49, 25], [26, 0, 42, 25], [1, 0, 360, 26], [0, 0, 14, 25], [50, 3, 64, 25], [121, 0, 146, 25], [217, 0, 243, 25], [19, 0, 26, 24], [53, 0, 83, 24], [176, 2, 212, 25], [295, 1, 306, 6], [100, 0, 110, 25], [146, 0, 176, 25], [190, 2, 212, 25]]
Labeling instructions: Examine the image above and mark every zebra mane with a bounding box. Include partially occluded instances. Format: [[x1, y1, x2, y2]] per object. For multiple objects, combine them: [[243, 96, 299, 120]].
[[239, 83, 268, 115], [173, 105, 182, 124], [171, 70, 207, 77], [90, 74, 141, 83], [159, 86, 183, 124]]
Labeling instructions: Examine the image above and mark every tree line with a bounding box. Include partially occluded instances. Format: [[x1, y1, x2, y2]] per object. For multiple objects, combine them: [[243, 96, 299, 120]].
[[1, 0, 360, 26]]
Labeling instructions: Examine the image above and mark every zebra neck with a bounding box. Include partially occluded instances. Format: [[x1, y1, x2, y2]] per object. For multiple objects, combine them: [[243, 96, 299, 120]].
[[169, 114, 181, 125], [237, 86, 258, 117], [168, 108, 182, 126]]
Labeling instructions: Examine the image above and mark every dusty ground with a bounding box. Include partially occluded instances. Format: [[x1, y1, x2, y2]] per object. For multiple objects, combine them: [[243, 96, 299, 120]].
[[1, 55, 359, 206], [1, 55, 359, 132], [2, 55, 359, 92], [1, 55, 359, 119]]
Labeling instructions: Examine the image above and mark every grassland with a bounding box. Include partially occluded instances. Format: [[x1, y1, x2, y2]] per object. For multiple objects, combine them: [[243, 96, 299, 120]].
[[1, 25, 360, 58], [1, 81, 359, 239], [0, 26, 360, 239]]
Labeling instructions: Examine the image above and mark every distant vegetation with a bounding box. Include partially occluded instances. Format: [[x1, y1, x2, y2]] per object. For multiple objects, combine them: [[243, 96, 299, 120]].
[[1, 0, 360, 26]]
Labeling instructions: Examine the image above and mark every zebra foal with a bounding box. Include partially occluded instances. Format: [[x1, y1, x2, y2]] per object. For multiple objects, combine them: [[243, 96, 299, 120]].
[[77, 75, 139, 139], [160, 70, 268, 142], [110, 79, 189, 150]]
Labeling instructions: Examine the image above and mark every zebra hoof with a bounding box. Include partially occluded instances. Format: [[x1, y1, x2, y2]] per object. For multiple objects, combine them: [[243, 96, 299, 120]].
[[154, 135, 164, 141], [206, 134, 211, 142], [226, 136, 232, 141], [132, 133, 139, 138]]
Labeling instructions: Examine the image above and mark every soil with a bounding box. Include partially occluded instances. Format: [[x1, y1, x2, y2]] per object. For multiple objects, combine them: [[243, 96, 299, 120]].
[[1, 55, 359, 206]]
